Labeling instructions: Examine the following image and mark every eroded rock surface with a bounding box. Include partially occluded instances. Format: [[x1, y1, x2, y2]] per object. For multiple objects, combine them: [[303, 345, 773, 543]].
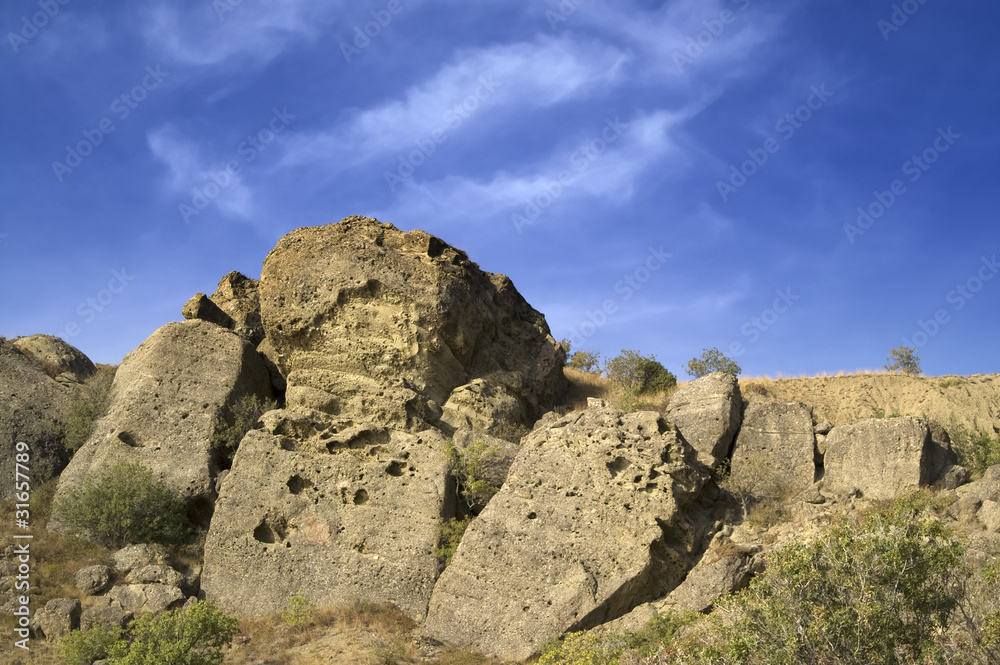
[[423, 408, 712, 661], [666, 372, 742, 466], [731, 401, 816, 497]]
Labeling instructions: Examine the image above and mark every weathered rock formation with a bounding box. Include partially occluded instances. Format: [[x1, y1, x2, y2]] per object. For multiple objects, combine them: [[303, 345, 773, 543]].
[[53, 320, 273, 512], [731, 401, 817, 497], [423, 407, 713, 661], [11, 333, 97, 383], [824, 417, 947, 500], [201, 419, 452, 620], [257, 216, 566, 433], [665, 372, 741, 466], [0, 338, 77, 499]]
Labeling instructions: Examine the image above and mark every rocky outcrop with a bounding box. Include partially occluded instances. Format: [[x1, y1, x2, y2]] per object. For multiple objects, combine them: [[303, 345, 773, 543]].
[[181, 293, 234, 329], [75, 565, 112, 595], [666, 373, 741, 466], [823, 417, 940, 500], [210, 272, 265, 347], [0, 339, 74, 499], [731, 401, 816, 497], [201, 418, 453, 620], [31, 598, 80, 641], [53, 320, 274, 510], [11, 334, 97, 382], [258, 217, 566, 434], [423, 408, 713, 661]]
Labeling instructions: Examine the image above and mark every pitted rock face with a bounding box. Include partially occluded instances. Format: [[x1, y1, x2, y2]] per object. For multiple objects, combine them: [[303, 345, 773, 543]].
[[10, 334, 97, 382], [258, 216, 565, 432], [423, 407, 712, 661], [52, 320, 274, 505]]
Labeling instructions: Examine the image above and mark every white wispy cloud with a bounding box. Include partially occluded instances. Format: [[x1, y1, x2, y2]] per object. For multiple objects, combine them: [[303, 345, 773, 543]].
[[139, 0, 336, 67], [277, 35, 629, 171], [146, 124, 253, 219]]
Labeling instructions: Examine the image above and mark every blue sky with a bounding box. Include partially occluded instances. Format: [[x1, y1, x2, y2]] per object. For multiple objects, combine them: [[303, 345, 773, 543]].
[[1, 0, 997, 378]]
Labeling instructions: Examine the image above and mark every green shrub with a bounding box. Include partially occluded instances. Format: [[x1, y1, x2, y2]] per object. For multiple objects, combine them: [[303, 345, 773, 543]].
[[605, 350, 676, 395], [539, 630, 627, 665], [59, 622, 125, 665], [949, 424, 1000, 476], [281, 589, 314, 628], [685, 347, 742, 379], [697, 494, 964, 665], [54, 461, 190, 548], [445, 439, 506, 511], [567, 350, 601, 373], [435, 516, 473, 567], [884, 345, 922, 375], [211, 393, 278, 457], [106, 600, 238, 665], [60, 365, 116, 451]]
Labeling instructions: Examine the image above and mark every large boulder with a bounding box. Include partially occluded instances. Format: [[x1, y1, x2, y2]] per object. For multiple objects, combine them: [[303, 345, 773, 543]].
[[53, 320, 274, 510], [665, 373, 742, 466], [31, 598, 80, 641], [258, 217, 566, 433], [0, 339, 74, 499], [201, 415, 453, 621], [731, 401, 816, 498], [823, 417, 939, 499], [210, 271, 265, 347], [11, 334, 97, 382], [423, 408, 712, 661]]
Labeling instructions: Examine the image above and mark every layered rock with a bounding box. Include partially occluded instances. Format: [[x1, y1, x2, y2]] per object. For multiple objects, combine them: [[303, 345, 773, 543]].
[[0, 339, 75, 499], [258, 216, 566, 433], [53, 320, 273, 508], [666, 372, 741, 466], [823, 417, 938, 499], [731, 401, 816, 497], [201, 419, 452, 620], [210, 271, 265, 346], [423, 408, 712, 661]]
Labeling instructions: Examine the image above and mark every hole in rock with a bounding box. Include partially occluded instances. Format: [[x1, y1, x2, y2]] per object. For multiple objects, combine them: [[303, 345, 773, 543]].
[[353, 489, 370, 505], [527, 512, 537, 520], [386, 461, 404, 477], [605, 456, 632, 478], [287, 475, 312, 495]]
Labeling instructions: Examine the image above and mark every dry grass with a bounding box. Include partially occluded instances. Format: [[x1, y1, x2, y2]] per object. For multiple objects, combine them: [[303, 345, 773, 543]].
[[225, 599, 506, 665], [561, 368, 677, 414]]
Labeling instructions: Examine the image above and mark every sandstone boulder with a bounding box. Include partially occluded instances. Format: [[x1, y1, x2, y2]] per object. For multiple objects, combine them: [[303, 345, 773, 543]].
[[32, 598, 80, 640], [665, 372, 741, 466], [258, 217, 565, 433], [108, 583, 185, 615], [75, 565, 112, 595], [53, 320, 274, 512], [81, 604, 132, 631], [423, 408, 711, 661], [11, 334, 97, 382], [201, 417, 452, 620], [0, 339, 73, 499], [210, 271, 265, 347], [731, 402, 816, 497], [824, 417, 938, 500], [112, 544, 168, 575], [181, 293, 234, 330]]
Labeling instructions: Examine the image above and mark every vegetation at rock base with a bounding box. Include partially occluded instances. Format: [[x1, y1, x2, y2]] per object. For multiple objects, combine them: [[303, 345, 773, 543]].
[[445, 438, 506, 512], [59, 363, 116, 451], [537, 493, 1000, 665], [885, 345, 923, 375], [58, 600, 239, 665], [210, 392, 279, 459], [685, 347, 742, 379], [280, 590, 315, 628], [53, 461, 190, 548], [948, 423, 1000, 476], [435, 516, 474, 568]]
